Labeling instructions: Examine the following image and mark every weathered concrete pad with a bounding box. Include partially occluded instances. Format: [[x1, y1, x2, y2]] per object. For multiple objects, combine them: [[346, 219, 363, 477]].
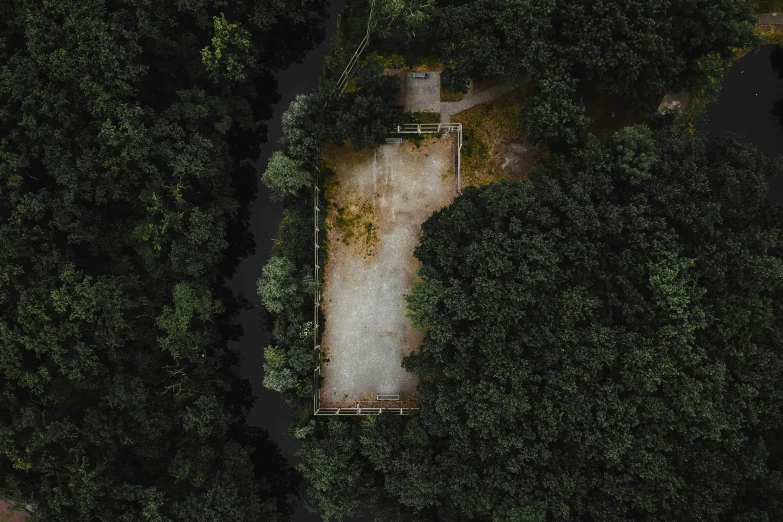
[[404, 71, 441, 112], [320, 137, 457, 408]]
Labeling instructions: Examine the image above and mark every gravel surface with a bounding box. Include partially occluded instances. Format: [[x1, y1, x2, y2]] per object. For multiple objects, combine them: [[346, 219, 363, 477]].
[[320, 137, 457, 407]]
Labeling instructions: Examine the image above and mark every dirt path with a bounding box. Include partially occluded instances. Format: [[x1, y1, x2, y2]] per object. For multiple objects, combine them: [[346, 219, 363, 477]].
[[758, 12, 783, 25], [441, 83, 520, 123]]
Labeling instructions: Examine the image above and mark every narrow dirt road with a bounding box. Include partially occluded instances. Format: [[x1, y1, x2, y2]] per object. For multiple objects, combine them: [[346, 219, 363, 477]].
[[758, 12, 783, 25], [441, 83, 520, 123]]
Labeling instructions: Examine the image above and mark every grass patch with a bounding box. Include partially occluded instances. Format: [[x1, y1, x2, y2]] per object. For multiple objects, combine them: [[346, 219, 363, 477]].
[[320, 167, 340, 203], [410, 55, 444, 72], [320, 139, 372, 200], [755, 24, 783, 45], [452, 84, 538, 186], [377, 53, 406, 69], [405, 110, 441, 124], [329, 200, 378, 258], [440, 88, 465, 102], [319, 140, 380, 259]]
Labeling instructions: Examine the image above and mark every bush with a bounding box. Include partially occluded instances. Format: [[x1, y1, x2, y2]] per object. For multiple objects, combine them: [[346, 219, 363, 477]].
[[519, 74, 590, 152], [257, 256, 304, 315], [262, 151, 312, 200], [262, 345, 299, 393]]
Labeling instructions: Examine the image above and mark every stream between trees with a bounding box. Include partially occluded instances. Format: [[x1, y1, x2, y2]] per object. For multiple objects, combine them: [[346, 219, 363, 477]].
[[225, 1, 376, 521]]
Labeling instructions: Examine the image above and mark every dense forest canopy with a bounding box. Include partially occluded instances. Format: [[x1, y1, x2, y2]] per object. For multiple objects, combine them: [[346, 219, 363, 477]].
[[435, 0, 759, 101], [380, 126, 783, 521], [0, 0, 327, 520], [296, 126, 783, 522]]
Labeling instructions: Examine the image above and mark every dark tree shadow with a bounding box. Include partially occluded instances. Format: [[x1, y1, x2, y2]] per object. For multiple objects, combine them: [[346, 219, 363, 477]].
[[770, 45, 783, 79]]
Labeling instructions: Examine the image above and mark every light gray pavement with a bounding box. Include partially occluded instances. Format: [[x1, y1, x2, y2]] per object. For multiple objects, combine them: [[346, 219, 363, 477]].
[[403, 72, 441, 112], [758, 12, 783, 25], [320, 138, 458, 407], [402, 69, 523, 121]]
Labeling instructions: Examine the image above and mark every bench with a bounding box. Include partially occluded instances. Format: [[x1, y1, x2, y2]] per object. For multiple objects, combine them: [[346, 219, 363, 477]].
[[384, 138, 403, 144], [412, 72, 429, 78]]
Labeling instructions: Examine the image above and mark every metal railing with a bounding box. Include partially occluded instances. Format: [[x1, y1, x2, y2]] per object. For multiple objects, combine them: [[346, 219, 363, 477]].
[[314, 368, 415, 415], [395, 123, 463, 194], [334, 34, 369, 94], [313, 151, 321, 356], [333, 0, 376, 95]]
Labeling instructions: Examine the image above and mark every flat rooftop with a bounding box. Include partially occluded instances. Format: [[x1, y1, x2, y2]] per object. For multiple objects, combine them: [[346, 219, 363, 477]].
[[319, 135, 457, 409]]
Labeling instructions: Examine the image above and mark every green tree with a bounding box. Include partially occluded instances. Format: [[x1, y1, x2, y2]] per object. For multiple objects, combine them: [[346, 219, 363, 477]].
[[518, 73, 590, 152], [328, 54, 405, 150], [201, 13, 255, 84], [262, 151, 313, 200], [257, 255, 312, 315], [370, 0, 436, 40], [294, 419, 379, 522]]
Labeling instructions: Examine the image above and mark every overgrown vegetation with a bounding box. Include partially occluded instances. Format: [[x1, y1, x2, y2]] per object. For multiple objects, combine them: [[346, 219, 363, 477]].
[[386, 126, 783, 521], [453, 84, 538, 185], [298, 125, 783, 522], [258, 12, 404, 414], [435, 0, 760, 152], [404, 110, 441, 124], [677, 51, 746, 133], [748, 0, 783, 13], [755, 23, 783, 45], [439, 87, 464, 102], [329, 201, 379, 258]]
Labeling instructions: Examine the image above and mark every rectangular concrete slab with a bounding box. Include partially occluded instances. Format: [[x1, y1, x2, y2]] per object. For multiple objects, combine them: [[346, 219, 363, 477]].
[[404, 71, 441, 113], [320, 137, 457, 408]]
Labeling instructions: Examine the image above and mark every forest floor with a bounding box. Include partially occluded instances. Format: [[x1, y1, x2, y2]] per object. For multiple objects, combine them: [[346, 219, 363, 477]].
[[318, 137, 457, 408], [452, 84, 548, 186]]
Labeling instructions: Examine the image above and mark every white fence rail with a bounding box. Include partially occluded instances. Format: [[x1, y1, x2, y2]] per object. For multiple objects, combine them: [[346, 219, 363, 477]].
[[395, 123, 463, 194]]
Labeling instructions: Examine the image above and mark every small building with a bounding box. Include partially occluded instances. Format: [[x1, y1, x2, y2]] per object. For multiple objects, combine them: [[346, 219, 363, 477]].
[[383, 68, 406, 107]]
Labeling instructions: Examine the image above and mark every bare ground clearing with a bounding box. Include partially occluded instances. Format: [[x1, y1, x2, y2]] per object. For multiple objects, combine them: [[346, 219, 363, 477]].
[[319, 137, 457, 408], [453, 84, 547, 185]]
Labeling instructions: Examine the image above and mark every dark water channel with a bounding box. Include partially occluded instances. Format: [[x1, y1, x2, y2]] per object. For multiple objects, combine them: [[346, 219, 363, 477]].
[[704, 44, 783, 201], [226, 1, 372, 520]]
